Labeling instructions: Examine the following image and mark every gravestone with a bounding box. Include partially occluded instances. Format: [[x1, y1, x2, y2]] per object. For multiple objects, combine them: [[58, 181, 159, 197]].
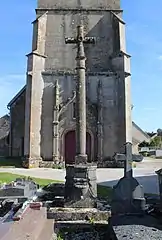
[[112, 142, 146, 215], [0, 178, 37, 200]]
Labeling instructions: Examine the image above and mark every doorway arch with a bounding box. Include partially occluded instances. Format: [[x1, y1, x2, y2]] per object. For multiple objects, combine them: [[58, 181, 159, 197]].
[[64, 130, 92, 164]]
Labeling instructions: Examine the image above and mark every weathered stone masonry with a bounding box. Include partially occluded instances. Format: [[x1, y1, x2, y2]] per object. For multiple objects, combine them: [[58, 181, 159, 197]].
[[7, 0, 134, 167]]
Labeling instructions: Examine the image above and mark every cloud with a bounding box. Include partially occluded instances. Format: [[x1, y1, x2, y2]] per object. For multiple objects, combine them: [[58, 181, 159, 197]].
[[158, 55, 162, 61]]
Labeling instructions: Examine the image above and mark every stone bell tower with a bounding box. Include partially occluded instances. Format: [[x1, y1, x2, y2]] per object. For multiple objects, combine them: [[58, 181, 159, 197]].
[[23, 0, 132, 167]]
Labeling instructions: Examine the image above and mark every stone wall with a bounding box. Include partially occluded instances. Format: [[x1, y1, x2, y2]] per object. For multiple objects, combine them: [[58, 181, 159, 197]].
[[0, 136, 9, 156], [37, 0, 120, 9], [10, 0, 133, 166], [10, 92, 25, 157], [37, 9, 131, 162], [43, 12, 115, 71]]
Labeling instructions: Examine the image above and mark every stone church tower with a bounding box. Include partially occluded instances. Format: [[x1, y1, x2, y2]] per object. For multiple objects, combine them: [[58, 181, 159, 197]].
[[8, 0, 132, 168]]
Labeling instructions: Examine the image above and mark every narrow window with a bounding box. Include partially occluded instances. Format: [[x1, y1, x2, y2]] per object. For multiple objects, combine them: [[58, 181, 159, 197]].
[[73, 103, 76, 119]]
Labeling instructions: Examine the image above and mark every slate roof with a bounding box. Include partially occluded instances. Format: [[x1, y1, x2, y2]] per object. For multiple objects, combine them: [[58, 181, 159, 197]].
[[132, 121, 150, 139], [0, 115, 10, 140], [7, 85, 26, 107]]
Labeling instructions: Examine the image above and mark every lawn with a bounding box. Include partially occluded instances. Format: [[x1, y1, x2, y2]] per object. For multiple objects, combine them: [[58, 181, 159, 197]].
[[0, 172, 62, 186], [97, 184, 113, 200]]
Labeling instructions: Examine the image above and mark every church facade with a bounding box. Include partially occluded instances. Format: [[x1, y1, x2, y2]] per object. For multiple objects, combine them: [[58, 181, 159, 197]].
[[7, 0, 133, 168]]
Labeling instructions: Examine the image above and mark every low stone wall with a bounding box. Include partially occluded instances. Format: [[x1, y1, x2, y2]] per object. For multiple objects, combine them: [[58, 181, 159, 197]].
[[98, 160, 124, 168], [39, 161, 65, 169]]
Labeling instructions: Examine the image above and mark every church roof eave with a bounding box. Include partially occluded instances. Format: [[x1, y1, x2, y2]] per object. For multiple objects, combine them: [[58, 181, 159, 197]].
[[7, 85, 26, 108], [132, 121, 150, 139]]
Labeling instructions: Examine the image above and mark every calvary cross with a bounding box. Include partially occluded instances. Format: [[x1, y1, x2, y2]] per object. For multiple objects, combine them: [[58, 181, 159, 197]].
[[65, 26, 95, 46], [65, 25, 95, 164]]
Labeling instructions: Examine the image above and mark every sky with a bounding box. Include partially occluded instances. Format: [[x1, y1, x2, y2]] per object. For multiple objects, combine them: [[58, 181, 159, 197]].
[[0, 0, 162, 132]]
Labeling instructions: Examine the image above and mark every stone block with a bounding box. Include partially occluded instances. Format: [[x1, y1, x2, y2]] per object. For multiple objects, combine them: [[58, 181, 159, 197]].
[[64, 164, 97, 208], [54, 220, 110, 240], [47, 207, 110, 221]]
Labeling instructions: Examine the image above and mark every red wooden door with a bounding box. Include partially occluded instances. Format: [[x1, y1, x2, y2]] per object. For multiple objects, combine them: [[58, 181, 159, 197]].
[[65, 131, 91, 164]]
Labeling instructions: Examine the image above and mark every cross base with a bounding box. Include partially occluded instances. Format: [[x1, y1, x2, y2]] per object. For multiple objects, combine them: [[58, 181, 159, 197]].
[[75, 154, 87, 164], [64, 164, 97, 208]]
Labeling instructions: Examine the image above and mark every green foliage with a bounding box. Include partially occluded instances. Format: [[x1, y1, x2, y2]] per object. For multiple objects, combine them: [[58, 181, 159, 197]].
[[132, 162, 136, 168], [150, 136, 162, 148], [89, 217, 95, 224], [139, 141, 150, 148], [52, 165, 64, 169], [57, 233, 64, 240], [143, 152, 148, 157], [97, 185, 113, 200], [139, 136, 162, 149]]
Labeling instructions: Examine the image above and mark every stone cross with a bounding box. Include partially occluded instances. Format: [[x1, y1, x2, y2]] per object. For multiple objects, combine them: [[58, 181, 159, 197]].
[[65, 26, 95, 164], [112, 142, 146, 214], [114, 142, 133, 178]]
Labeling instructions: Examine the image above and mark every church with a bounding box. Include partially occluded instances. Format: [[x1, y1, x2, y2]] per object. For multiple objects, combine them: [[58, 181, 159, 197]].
[[6, 0, 148, 168]]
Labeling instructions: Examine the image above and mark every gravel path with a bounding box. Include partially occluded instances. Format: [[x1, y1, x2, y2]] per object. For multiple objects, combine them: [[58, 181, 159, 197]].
[[112, 215, 162, 240]]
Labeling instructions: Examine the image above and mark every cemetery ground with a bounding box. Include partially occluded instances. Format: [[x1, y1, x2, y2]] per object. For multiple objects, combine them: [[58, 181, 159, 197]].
[[0, 160, 159, 200], [0, 172, 112, 200], [0, 159, 162, 239], [0, 156, 162, 198]]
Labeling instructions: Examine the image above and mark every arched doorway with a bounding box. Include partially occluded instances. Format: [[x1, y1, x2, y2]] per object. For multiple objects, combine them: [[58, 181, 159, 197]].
[[65, 131, 91, 164]]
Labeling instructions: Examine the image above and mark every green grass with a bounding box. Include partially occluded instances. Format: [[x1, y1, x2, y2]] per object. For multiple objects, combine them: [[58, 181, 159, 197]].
[[0, 172, 62, 186], [97, 185, 113, 200], [0, 157, 22, 168]]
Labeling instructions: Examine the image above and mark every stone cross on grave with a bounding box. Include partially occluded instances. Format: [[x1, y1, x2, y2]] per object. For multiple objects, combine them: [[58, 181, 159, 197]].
[[114, 142, 133, 178], [65, 25, 95, 164], [112, 142, 146, 215]]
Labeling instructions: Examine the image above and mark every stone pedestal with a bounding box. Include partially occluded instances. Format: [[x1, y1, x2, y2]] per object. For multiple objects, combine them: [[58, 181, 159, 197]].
[[22, 156, 42, 168], [64, 164, 97, 208], [112, 176, 146, 215]]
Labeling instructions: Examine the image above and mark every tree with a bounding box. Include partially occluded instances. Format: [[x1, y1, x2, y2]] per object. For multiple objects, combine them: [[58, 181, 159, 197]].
[[157, 129, 162, 136], [150, 136, 162, 148], [139, 141, 150, 148]]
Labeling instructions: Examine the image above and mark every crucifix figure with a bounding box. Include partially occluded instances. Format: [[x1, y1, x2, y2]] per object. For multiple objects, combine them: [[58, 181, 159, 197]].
[[65, 26, 95, 164]]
